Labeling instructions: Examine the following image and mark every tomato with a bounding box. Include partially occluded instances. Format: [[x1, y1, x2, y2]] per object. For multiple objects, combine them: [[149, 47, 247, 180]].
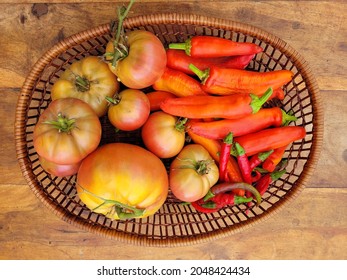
[[106, 89, 150, 131], [141, 111, 186, 159], [106, 30, 166, 89], [33, 98, 102, 165], [51, 56, 119, 117], [169, 144, 219, 202], [39, 155, 81, 177], [76, 143, 169, 220]]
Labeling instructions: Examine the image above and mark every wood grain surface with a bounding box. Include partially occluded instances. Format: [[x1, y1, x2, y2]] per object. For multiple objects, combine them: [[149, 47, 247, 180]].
[[1, 0, 346, 260]]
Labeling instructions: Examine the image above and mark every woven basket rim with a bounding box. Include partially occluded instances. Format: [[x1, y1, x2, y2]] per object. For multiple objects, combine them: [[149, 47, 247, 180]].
[[14, 13, 324, 247]]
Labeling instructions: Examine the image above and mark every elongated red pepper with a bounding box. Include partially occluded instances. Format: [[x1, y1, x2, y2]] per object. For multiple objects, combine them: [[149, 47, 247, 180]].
[[249, 150, 274, 170], [219, 132, 233, 182], [234, 126, 306, 156], [191, 182, 261, 213], [160, 88, 273, 119], [188, 107, 297, 139], [189, 64, 293, 96], [256, 169, 286, 195], [234, 142, 252, 184], [146, 90, 176, 111], [166, 49, 255, 75], [169, 36, 263, 57], [153, 67, 207, 97], [262, 145, 288, 172], [187, 128, 244, 195]]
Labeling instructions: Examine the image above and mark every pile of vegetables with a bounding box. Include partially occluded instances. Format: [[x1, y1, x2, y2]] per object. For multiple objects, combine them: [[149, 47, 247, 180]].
[[33, 0, 306, 219]]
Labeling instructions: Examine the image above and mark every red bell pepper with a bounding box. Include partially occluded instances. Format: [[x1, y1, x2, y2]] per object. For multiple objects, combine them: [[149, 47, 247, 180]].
[[160, 88, 273, 119], [233, 126, 306, 156], [189, 64, 293, 96], [166, 49, 255, 75], [153, 67, 207, 97], [169, 36, 263, 57], [188, 107, 297, 139]]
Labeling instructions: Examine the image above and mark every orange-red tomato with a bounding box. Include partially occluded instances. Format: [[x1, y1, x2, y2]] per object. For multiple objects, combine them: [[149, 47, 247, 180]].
[[141, 111, 186, 159], [76, 143, 169, 220], [169, 144, 219, 202], [33, 98, 101, 165], [106, 30, 166, 89], [107, 89, 150, 131]]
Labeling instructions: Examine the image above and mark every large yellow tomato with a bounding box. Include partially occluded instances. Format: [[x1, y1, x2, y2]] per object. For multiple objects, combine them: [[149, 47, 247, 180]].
[[51, 56, 119, 117], [76, 143, 169, 220]]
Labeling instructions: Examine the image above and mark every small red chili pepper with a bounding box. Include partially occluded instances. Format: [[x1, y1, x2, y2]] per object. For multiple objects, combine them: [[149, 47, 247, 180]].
[[189, 64, 293, 96], [160, 87, 273, 120], [146, 90, 177, 111], [219, 132, 233, 182], [234, 142, 252, 184], [188, 107, 297, 139], [249, 150, 274, 170], [166, 49, 255, 75], [256, 169, 287, 195], [153, 67, 207, 97], [233, 126, 306, 156], [251, 170, 262, 182], [187, 128, 243, 188], [169, 36, 263, 57], [262, 145, 288, 172], [190, 182, 261, 213]]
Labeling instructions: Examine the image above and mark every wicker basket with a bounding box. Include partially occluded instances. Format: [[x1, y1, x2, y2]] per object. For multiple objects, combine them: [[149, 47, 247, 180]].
[[15, 14, 323, 247]]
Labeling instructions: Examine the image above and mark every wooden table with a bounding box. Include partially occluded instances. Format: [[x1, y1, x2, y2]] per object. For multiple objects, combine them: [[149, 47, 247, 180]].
[[1, 0, 346, 260]]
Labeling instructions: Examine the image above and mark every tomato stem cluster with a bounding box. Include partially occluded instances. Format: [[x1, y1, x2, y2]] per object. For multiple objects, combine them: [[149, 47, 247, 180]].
[[43, 113, 76, 133]]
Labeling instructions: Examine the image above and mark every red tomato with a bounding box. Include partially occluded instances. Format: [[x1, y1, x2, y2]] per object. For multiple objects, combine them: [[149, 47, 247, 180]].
[[141, 111, 186, 159], [169, 144, 219, 202], [76, 143, 169, 220], [107, 89, 150, 131], [106, 30, 166, 89], [33, 98, 101, 165], [39, 155, 81, 177]]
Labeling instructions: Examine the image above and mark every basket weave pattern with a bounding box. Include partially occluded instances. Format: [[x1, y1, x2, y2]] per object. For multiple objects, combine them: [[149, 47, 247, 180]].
[[15, 14, 323, 247]]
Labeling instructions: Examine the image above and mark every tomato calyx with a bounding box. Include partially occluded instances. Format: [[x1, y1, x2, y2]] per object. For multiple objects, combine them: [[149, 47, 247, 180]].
[[43, 113, 76, 133], [107, 0, 135, 67], [78, 183, 146, 220], [74, 75, 90, 92], [176, 157, 215, 176], [105, 95, 121, 106], [175, 117, 188, 133]]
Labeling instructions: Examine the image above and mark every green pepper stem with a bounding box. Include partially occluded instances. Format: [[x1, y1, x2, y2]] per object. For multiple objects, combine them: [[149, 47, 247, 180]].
[[188, 63, 210, 84], [250, 87, 273, 113], [258, 150, 274, 161], [281, 109, 297, 126], [270, 169, 286, 181], [223, 132, 234, 145], [169, 38, 192, 55], [210, 182, 262, 205], [234, 196, 253, 205], [234, 142, 246, 157]]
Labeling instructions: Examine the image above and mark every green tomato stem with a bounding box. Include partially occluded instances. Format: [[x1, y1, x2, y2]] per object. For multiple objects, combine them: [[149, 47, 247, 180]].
[[43, 113, 76, 133]]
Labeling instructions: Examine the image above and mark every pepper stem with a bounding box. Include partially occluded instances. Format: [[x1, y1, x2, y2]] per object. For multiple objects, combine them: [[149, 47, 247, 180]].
[[234, 196, 253, 205], [250, 87, 273, 113], [234, 142, 246, 157], [188, 63, 210, 84], [169, 38, 192, 55], [270, 169, 286, 181], [223, 132, 233, 144], [258, 150, 274, 161], [281, 109, 297, 126]]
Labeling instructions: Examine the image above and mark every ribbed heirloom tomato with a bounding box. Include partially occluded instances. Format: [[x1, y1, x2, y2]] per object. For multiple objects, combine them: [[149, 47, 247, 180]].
[[33, 98, 102, 165], [106, 30, 167, 89], [169, 144, 219, 202], [51, 56, 119, 117], [76, 143, 169, 220]]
